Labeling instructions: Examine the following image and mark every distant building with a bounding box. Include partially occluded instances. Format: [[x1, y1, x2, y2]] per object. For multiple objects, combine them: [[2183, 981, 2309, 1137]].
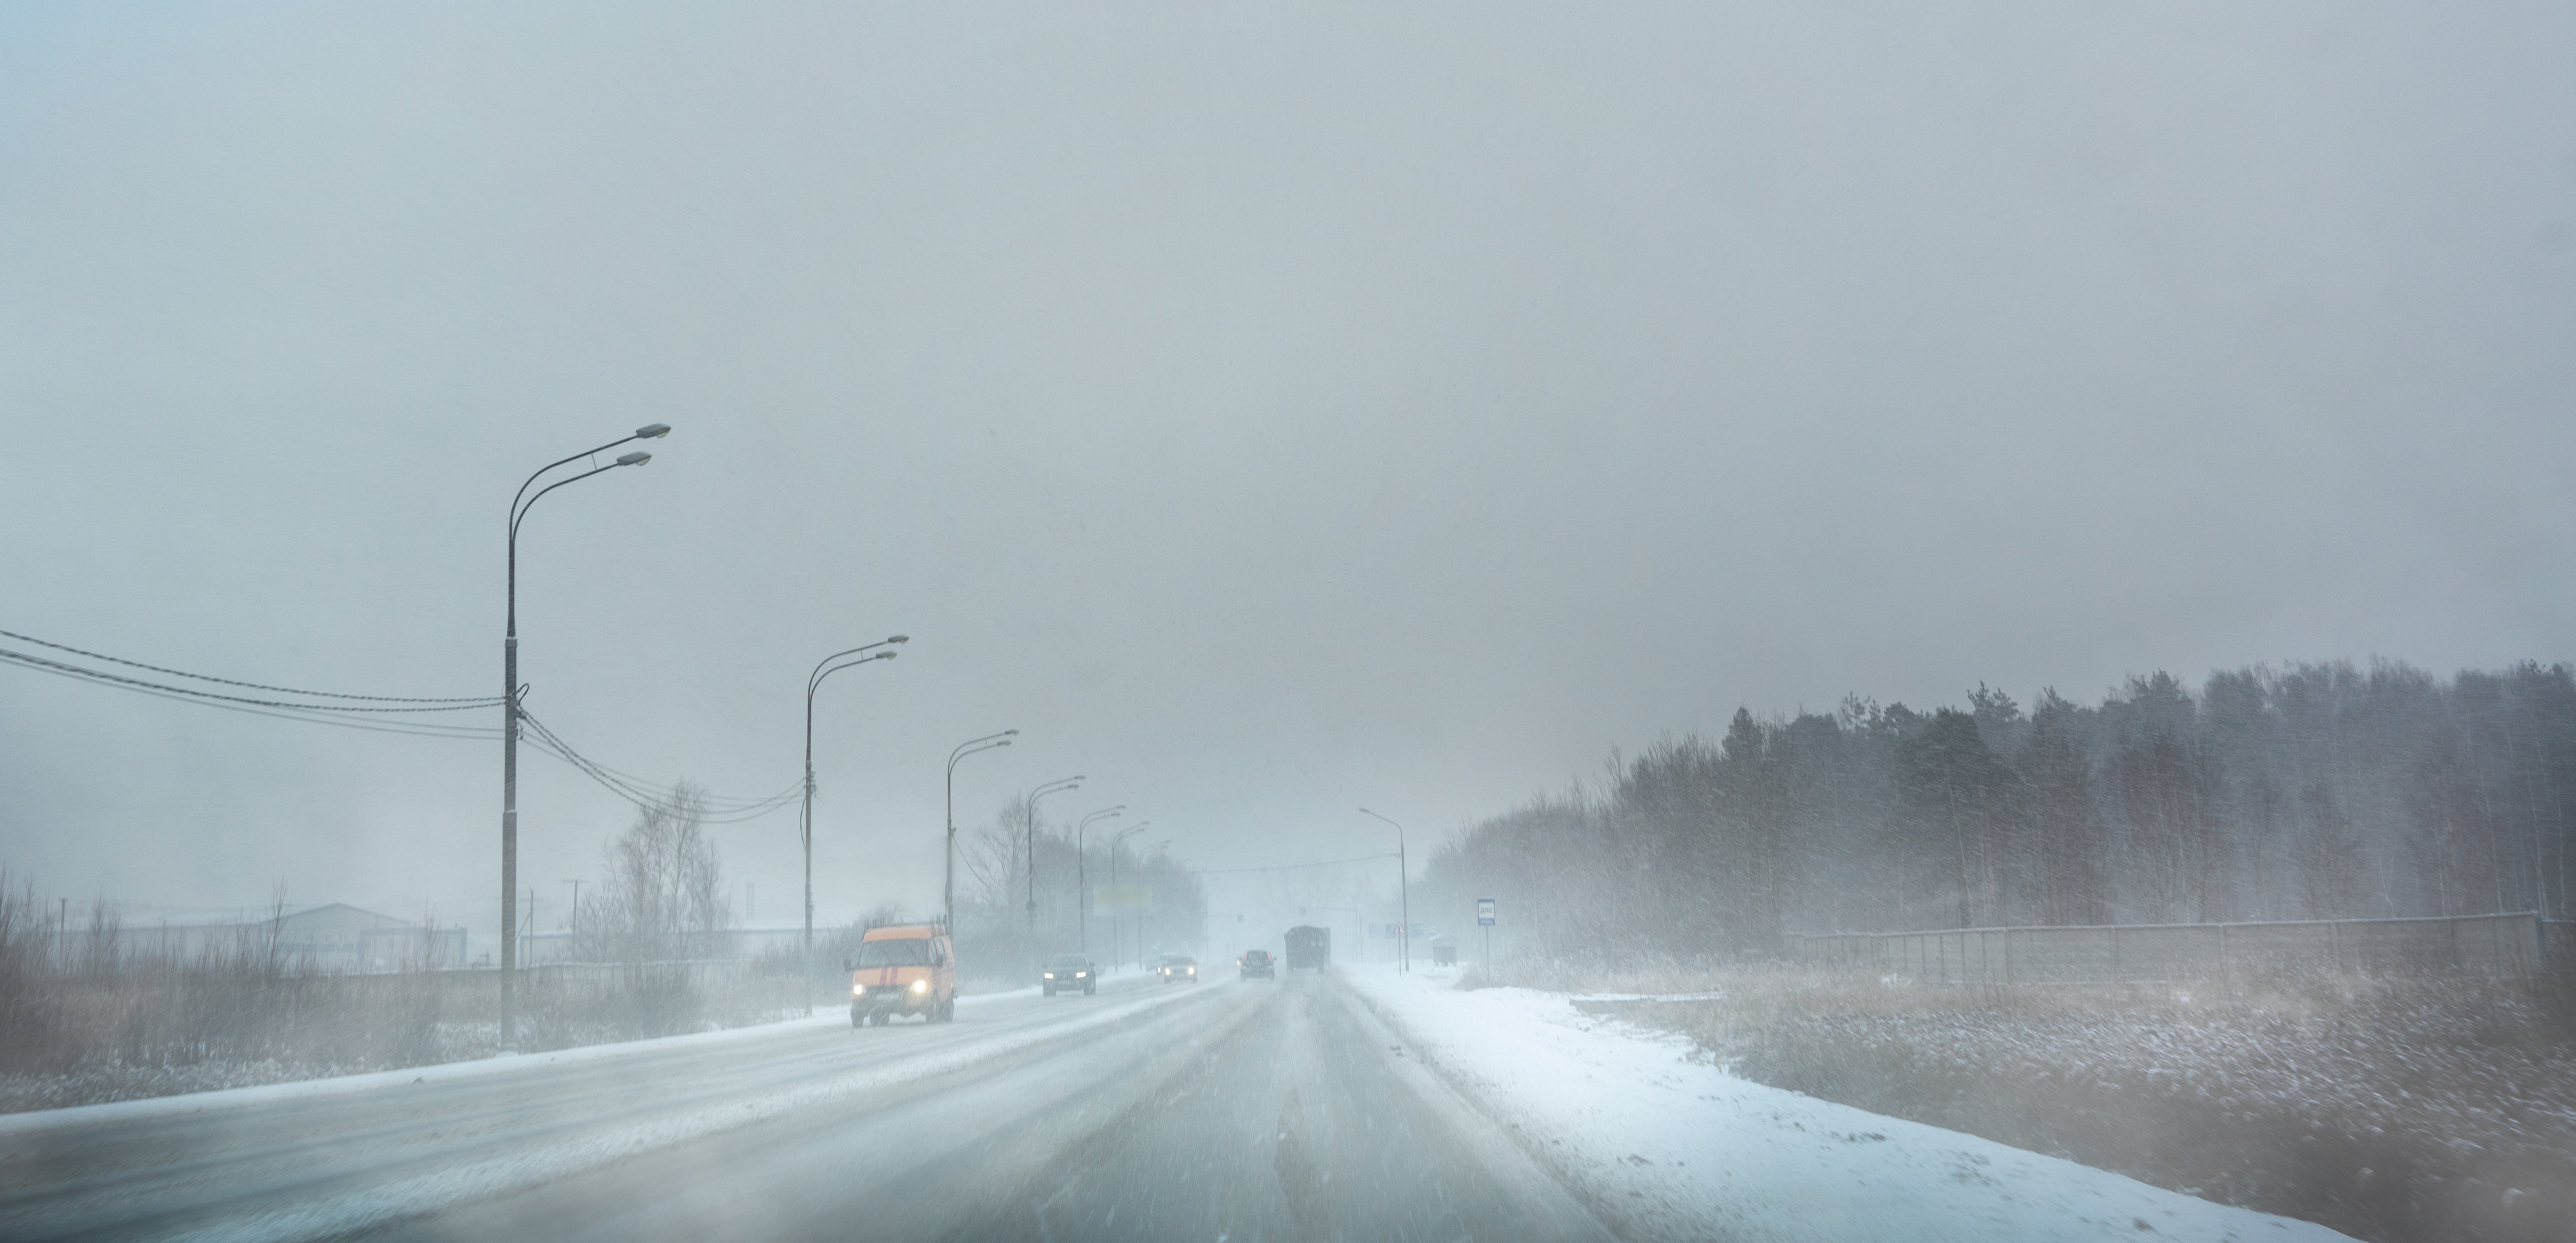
[[126, 903, 466, 972]]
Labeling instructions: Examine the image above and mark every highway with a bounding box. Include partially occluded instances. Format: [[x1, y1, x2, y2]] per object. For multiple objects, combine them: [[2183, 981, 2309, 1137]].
[[0, 970, 1611, 1243]]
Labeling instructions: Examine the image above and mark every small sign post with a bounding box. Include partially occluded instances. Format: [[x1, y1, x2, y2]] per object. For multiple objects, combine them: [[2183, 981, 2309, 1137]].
[[1476, 897, 1496, 971]]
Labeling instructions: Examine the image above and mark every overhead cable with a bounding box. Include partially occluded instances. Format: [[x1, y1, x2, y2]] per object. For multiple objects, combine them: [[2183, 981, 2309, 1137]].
[[3, 629, 801, 826], [1170, 852, 1403, 875], [0, 648, 503, 739], [0, 628, 502, 705], [0, 645, 497, 714]]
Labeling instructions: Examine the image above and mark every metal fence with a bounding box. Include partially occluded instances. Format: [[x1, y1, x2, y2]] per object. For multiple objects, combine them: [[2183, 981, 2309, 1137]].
[[1796, 912, 2562, 984]]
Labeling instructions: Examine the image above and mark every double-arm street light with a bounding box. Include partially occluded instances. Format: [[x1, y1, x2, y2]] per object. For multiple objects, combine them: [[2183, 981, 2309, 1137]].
[[1023, 777, 1083, 952], [946, 731, 1017, 934], [801, 636, 907, 1010], [1075, 806, 1126, 957], [501, 423, 668, 1043], [1360, 808, 1410, 972], [1109, 823, 1150, 970]]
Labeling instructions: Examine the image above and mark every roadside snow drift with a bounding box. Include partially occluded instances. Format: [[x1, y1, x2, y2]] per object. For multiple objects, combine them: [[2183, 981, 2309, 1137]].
[[1346, 966, 2359, 1243]]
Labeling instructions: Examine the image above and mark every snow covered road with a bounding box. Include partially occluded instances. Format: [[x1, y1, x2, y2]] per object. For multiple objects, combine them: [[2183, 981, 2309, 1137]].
[[0, 970, 1600, 1242]]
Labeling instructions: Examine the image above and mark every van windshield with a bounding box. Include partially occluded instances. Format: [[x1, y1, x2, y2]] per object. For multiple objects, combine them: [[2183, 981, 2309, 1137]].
[[856, 939, 930, 968]]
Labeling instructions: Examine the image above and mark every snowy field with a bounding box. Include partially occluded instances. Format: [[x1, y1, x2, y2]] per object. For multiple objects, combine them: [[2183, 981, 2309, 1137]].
[[1346, 964, 2358, 1243]]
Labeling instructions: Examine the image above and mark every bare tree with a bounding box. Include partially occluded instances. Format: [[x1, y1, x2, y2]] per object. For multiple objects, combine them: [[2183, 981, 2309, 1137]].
[[583, 784, 731, 963]]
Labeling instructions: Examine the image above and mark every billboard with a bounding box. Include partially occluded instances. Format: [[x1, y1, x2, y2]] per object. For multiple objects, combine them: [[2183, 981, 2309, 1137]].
[[1093, 884, 1153, 914]]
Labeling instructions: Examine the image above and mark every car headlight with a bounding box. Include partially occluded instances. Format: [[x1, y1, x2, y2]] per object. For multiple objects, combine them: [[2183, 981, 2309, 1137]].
[[853, 984, 866, 996], [1075, 971, 1088, 978], [1044, 972, 1055, 979], [910, 979, 929, 994]]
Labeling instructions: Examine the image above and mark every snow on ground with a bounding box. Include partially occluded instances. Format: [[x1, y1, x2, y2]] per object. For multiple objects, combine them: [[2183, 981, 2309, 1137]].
[[1345, 964, 2358, 1243], [0, 984, 1042, 1133]]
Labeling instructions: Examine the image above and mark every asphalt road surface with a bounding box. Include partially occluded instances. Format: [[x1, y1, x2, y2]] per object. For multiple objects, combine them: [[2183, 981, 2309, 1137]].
[[0, 970, 1612, 1243]]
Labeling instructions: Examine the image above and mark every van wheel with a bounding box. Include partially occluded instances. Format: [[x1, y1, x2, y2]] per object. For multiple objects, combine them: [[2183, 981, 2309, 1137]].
[[850, 1006, 863, 1029]]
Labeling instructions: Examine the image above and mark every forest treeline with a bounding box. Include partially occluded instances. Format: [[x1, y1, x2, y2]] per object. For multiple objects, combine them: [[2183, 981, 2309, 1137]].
[[1419, 660, 2576, 959]]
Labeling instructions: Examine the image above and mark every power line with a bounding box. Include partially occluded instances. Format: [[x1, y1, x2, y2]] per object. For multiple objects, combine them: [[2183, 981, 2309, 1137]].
[[1, 633, 797, 824], [0, 645, 497, 714], [1174, 852, 1402, 875], [0, 649, 505, 739], [0, 628, 501, 704], [520, 713, 791, 810], [519, 711, 799, 823]]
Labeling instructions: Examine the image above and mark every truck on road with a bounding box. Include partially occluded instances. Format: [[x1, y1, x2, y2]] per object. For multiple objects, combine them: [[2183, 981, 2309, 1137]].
[[1284, 925, 1331, 971]]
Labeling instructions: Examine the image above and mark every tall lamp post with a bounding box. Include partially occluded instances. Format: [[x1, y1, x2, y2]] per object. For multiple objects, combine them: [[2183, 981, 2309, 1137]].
[[1022, 777, 1082, 955], [801, 636, 906, 1011], [1109, 823, 1149, 970], [946, 730, 1017, 935], [1137, 838, 1171, 967], [1075, 806, 1126, 957], [502, 423, 668, 1044], [1360, 807, 1410, 972]]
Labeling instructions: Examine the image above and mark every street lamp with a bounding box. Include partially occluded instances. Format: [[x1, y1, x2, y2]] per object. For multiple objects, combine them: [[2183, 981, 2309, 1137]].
[[1137, 838, 1171, 966], [561, 879, 583, 959], [1360, 807, 1410, 972], [1075, 806, 1126, 957], [1023, 777, 1082, 954], [946, 730, 1017, 935], [801, 635, 906, 1011], [1110, 823, 1149, 971], [501, 423, 668, 1044]]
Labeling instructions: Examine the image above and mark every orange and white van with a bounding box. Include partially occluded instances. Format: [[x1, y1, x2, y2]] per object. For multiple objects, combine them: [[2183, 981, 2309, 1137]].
[[845, 925, 956, 1026]]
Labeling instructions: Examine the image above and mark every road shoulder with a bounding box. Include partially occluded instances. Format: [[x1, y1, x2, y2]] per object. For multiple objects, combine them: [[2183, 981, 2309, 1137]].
[[1344, 964, 2359, 1243]]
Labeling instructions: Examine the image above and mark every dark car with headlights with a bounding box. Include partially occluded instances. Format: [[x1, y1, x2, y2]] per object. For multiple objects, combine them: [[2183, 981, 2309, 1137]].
[[1156, 955, 1199, 983], [1238, 949, 1274, 979], [1042, 953, 1096, 996]]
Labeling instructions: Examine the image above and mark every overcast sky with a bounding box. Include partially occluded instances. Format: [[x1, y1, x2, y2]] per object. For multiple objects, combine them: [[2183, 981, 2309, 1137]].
[[3, 2, 2571, 933]]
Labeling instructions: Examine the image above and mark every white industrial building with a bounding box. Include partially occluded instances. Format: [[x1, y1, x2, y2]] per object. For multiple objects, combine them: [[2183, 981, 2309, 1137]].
[[123, 903, 468, 972]]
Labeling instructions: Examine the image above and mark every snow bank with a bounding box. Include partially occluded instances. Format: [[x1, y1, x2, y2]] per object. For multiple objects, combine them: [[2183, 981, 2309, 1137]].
[[1346, 966, 2357, 1243]]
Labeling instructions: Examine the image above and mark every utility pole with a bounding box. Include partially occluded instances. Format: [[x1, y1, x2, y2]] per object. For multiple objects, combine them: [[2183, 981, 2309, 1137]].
[[503, 423, 667, 1047], [1021, 777, 1082, 962], [800, 637, 905, 1013], [944, 731, 1017, 935], [1360, 808, 1410, 972], [1110, 824, 1147, 971], [562, 880, 582, 957], [1075, 807, 1126, 958]]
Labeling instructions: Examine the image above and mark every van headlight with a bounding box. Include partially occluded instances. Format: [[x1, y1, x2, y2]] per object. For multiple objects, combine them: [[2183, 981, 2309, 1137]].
[[853, 984, 866, 996], [909, 979, 929, 994]]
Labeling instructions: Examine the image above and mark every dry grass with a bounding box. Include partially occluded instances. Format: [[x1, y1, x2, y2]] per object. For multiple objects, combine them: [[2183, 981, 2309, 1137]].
[[0, 883, 806, 1113], [1486, 957, 2576, 1243]]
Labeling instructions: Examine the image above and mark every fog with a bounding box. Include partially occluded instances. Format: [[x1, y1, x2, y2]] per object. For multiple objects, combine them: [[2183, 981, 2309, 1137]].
[[3, 2, 2571, 938]]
